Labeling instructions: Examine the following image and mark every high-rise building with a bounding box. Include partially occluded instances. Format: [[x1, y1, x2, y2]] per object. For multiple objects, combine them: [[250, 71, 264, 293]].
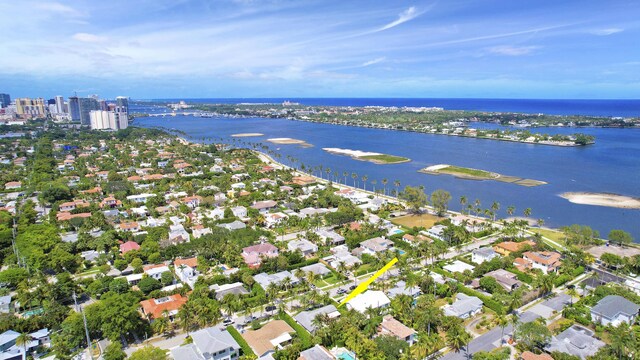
[[90, 110, 128, 130], [15, 98, 47, 117], [0, 93, 10, 108], [99, 100, 108, 111], [79, 97, 99, 126], [55, 96, 65, 114], [68, 96, 80, 121], [116, 96, 129, 113]]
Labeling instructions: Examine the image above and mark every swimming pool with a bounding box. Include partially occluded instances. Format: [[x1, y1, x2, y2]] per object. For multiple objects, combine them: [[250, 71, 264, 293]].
[[338, 351, 356, 360]]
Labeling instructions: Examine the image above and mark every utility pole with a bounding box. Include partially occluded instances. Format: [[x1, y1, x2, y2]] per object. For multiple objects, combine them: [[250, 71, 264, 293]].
[[73, 292, 93, 360]]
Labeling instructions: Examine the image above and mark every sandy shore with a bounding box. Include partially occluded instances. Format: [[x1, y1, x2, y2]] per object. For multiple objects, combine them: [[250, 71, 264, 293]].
[[232, 133, 264, 137], [559, 192, 640, 209], [323, 147, 410, 164]]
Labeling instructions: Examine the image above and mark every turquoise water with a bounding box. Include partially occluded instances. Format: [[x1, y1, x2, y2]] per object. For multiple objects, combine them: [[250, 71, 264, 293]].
[[338, 352, 356, 360]]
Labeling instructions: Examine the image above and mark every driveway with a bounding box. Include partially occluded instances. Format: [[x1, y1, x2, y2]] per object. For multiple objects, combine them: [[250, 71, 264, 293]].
[[526, 294, 570, 319]]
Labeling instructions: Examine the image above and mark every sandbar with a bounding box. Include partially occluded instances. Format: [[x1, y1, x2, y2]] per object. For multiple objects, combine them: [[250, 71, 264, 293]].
[[267, 138, 313, 147], [559, 192, 640, 209], [323, 148, 410, 164], [232, 133, 264, 137]]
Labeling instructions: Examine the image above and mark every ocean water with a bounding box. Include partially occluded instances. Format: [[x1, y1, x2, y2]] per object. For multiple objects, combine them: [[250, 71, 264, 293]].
[[132, 99, 640, 241]]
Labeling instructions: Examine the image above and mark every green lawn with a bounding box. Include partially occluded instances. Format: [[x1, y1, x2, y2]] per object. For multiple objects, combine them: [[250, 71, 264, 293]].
[[359, 154, 410, 164], [531, 228, 566, 245]]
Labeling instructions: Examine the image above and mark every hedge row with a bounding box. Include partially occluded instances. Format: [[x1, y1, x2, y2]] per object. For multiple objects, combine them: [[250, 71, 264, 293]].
[[226, 325, 255, 357], [277, 312, 314, 348], [456, 283, 505, 315]]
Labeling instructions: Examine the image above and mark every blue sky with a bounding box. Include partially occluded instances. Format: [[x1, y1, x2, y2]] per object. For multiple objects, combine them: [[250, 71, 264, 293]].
[[1, 0, 639, 99]]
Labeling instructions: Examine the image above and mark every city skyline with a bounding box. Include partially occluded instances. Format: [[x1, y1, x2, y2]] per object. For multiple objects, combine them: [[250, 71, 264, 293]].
[[1, 0, 639, 99]]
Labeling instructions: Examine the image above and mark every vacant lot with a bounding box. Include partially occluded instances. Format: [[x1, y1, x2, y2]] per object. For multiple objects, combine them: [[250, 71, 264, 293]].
[[391, 213, 444, 229], [587, 244, 640, 259]]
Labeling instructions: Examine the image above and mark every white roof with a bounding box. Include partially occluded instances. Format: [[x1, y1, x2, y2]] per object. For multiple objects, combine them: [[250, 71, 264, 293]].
[[347, 290, 391, 313], [444, 260, 475, 273]]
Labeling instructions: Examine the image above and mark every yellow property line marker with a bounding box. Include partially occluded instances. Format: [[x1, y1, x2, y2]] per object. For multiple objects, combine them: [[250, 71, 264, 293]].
[[339, 257, 398, 307]]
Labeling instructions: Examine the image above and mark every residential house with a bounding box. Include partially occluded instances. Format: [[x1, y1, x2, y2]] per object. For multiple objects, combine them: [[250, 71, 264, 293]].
[[210, 282, 249, 301], [472, 247, 500, 264], [56, 211, 91, 221], [545, 325, 605, 359], [251, 200, 278, 213], [484, 269, 522, 292], [520, 352, 553, 360], [139, 294, 188, 322], [516, 251, 562, 274], [126, 193, 156, 204], [291, 175, 316, 186], [443, 260, 475, 273], [192, 225, 212, 239], [0, 295, 11, 313], [217, 220, 246, 231], [378, 315, 417, 345], [264, 212, 287, 228], [171, 327, 241, 360], [174, 257, 199, 289], [231, 206, 247, 218], [324, 245, 361, 269], [425, 225, 446, 241], [358, 237, 393, 256], [315, 229, 345, 246], [182, 195, 203, 209], [4, 181, 21, 190], [169, 224, 190, 244], [242, 243, 279, 268], [346, 290, 391, 314], [300, 263, 332, 277], [590, 295, 640, 326], [242, 320, 295, 358], [59, 200, 90, 212], [287, 239, 318, 257], [253, 271, 299, 290], [387, 280, 421, 299], [120, 241, 140, 254], [443, 293, 484, 319], [99, 196, 122, 208], [0, 328, 50, 360], [294, 305, 340, 333], [298, 345, 335, 360], [402, 233, 430, 247], [143, 264, 171, 281], [119, 221, 140, 232], [493, 240, 536, 256]]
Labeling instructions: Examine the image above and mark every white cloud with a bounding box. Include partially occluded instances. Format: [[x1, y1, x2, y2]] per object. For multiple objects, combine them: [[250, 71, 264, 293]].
[[377, 6, 422, 32], [590, 28, 623, 36], [489, 45, 540, 56], [72, 33, 108, 43], [34, 2, 84, 17], [362, 57, 386, 66]]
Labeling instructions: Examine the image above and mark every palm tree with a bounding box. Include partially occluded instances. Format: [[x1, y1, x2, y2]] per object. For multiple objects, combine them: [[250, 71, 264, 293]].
[[496, 314, 509, 344], [507, 205, 515, 217], [524, 207, 532, 218], [446, 324, 471, 354], [351, 172, 358, 187], [491, 201, 500, 221], [536, 273, 555, 297], [382, 178, 388, 195], [15, 333, 32, 360], [566, 286, 578, 306], [394, 180, 400, 197], [508, 289, 523, 313], [361, 175, 368, 191], [178, 300, 196, 336], [460, 196, 467, 213], [609, 322, 635, 358], [343, 171, 348, 185]]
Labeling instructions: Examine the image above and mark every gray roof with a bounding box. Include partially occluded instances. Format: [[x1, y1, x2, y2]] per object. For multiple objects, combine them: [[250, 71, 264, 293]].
[[253, 271, 299, 289], [315, 229, 345, 244], [299, 344, 335, 360], [387, 280, 422, 299], [591, 295, 640, 320], [294, 305, 339, 333], [473, 247, 498, 257], [211, 282, 250, 300], [217, 220, 246, 231], [191, 327, 240, 356], [0, 330, 19, 347], [545, 325, 605, 359], [443, 293, 483, 317], [360, 237, 393, 252], [301, 263, 332, 276], [0, 295, 11, 307], [171, 343, 205, 360]]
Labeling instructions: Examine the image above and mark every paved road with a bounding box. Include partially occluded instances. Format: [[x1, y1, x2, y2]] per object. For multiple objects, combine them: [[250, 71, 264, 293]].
[[441, 294, 570, 360]]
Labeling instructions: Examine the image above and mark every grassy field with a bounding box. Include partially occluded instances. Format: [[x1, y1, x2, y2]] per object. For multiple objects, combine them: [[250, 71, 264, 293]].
[[359, 154, 410, 164], [440, 165, 496, 178], [391, 213, 444, 229], [531, 228, 566, 245]]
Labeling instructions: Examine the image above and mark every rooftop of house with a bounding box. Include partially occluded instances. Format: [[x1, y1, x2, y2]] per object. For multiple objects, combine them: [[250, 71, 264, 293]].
[[591, 295, 640, 319], [242, 320, 294, 357], [380, 315, 416, 339]]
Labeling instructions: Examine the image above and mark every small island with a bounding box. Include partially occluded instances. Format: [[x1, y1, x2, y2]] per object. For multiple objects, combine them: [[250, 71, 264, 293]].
[[420, 164, 546, 187], [323, 148, 410, 164], [559, 192, 640, 209]]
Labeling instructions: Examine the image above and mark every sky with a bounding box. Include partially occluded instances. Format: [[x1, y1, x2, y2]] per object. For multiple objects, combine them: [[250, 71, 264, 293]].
[[0, 0, 639, 99]]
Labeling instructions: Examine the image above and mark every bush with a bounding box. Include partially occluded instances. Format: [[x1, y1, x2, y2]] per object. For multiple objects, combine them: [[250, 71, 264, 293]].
[[456, 283, 504, 314], [138, 277, 162, 294], [227, 325, 255, 357]]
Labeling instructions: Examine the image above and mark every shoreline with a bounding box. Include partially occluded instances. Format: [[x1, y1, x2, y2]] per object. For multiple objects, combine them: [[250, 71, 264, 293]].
[[322, 147, 411, 165], [419, 164, 547, 187]]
